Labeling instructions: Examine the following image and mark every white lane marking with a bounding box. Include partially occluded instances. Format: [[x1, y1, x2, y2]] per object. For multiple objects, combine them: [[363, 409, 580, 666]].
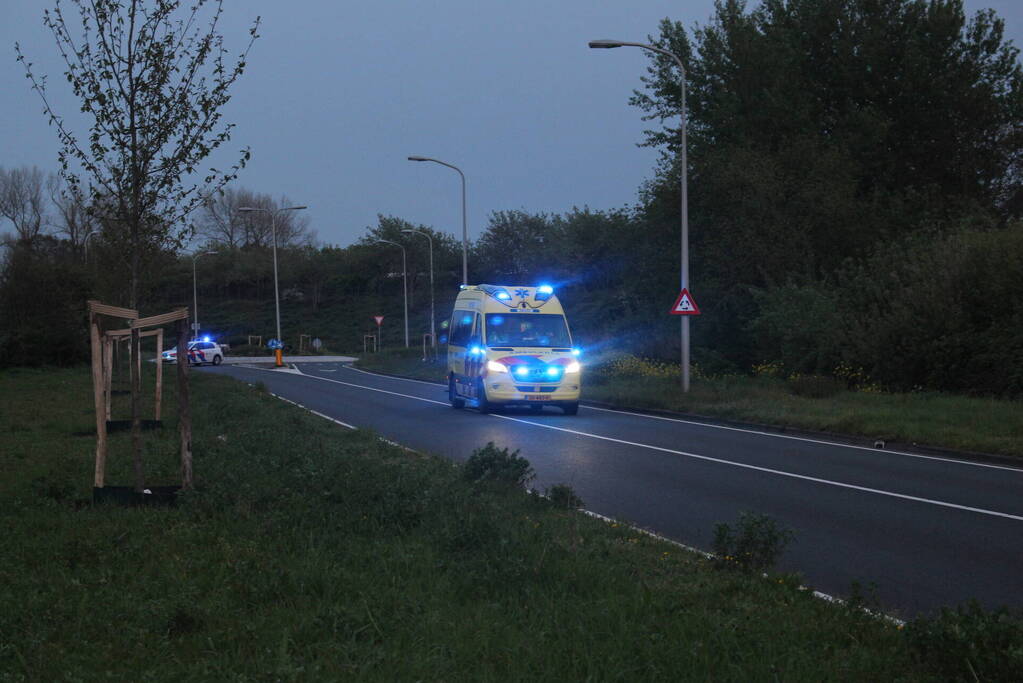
[[242, 366, 1023, 522], [271, 372, 908, 625], [342, 364, 444, 387], [269, 393, 356, 428], [341, 364, 1023, 475], [582, 404, 1023, 473], [489, 413, 1023, 523]]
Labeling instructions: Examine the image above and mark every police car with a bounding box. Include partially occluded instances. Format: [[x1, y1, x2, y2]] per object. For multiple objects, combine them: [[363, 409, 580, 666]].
[[161, 339, 224, 366]]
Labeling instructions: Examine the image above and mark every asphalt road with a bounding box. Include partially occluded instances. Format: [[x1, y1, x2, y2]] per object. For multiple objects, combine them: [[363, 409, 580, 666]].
[[209, 361, 1023, 619]]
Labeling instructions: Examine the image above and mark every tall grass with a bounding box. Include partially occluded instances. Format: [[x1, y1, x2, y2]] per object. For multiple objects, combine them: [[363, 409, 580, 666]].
[[2, 365, 1017, 680]]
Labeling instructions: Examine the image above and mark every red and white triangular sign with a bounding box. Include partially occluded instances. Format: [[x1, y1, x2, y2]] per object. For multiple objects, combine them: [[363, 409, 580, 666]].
[[669, 288, 701, 315], [373, 316, 384, 326]]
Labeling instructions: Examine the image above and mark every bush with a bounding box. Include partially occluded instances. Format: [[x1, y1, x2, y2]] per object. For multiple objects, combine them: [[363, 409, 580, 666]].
[[906, 601, 1023, 682], [463, 442, 534, 488], [712, 511, 793, 572], [546, 484, 584, 509]]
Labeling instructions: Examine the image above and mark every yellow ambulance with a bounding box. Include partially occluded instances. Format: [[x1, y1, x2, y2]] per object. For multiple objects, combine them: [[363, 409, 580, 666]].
[[446, 284, 581, 414]]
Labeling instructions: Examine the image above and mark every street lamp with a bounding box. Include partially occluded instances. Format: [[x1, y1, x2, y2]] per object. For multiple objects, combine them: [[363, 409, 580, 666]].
[[401, 228, 435, 348], [589, 38, 692, 392], [191, 250, 216, 341], [83, 230, 100, 262], [375, 239, 409, 348], [408, 155, 468, 286], [238, 205, 307, 366]]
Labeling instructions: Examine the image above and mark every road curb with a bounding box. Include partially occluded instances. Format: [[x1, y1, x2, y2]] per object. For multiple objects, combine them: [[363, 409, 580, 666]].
[[350, 363, 1022, 468]]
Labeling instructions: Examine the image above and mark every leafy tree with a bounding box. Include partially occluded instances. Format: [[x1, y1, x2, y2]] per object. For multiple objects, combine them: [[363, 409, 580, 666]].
[[629, 0, 1022, 367], [16, 0, 259, 491], [17, 0, 260, 309]]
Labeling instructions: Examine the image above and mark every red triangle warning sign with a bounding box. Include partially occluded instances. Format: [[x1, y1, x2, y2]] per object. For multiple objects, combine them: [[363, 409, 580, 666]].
[[669, 288, 701, 315]]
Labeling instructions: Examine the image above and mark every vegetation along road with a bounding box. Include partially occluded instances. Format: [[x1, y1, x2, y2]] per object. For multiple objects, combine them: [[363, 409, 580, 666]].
[[213, 361, 1023, 620]]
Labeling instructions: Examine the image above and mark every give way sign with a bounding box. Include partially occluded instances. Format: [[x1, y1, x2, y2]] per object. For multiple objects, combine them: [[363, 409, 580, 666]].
[[373, 316, 384, 326], [669, 288, 701, 315]]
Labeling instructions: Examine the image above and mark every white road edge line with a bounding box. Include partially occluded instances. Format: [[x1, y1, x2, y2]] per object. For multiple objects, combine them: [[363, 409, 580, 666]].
[[270, 384, 904, 627], [343, 364, 1023, 474], [579, 509, 905, 626], [244, 364, 1023, 523]]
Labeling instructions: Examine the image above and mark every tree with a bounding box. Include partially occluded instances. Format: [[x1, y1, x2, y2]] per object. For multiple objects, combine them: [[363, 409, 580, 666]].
[[628, 0, 1023, 366], [198, 187, 314, 250], [0, 166, 48, 244], [17, 0, 259, 492]]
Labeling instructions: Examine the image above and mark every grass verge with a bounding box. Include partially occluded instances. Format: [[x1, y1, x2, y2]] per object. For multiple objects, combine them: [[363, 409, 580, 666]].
[[2, 365, 1020, 680], [355, 348, 1023, 457]]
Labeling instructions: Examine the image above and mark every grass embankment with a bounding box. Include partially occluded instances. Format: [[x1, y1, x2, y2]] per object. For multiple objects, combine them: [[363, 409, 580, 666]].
[[355, 349, 1023, 457], [2, 365, 1019, 680]]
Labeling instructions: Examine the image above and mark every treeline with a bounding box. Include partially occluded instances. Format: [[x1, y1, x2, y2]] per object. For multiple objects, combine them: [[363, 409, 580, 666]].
[[3, 0, 1022, 396]]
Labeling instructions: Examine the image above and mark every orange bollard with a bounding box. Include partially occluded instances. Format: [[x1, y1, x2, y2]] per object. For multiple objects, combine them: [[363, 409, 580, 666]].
[[275, 348, 283, 367]]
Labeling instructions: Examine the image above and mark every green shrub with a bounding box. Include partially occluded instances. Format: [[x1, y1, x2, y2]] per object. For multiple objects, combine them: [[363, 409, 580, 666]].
[[546, 483, 584, 509], [713, 511, 793, 572], [462, 442, 534, 488], [787, 374, 846, 399], [905, 601, 1023, 682]]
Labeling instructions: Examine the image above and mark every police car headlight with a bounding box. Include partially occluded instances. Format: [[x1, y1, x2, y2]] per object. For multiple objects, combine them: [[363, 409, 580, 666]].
[[565, 362, 581, 374], [486, 360, 509, 374]]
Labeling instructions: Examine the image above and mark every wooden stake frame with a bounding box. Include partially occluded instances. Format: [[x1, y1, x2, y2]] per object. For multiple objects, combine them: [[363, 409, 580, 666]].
[[87, 301, 192, 491]]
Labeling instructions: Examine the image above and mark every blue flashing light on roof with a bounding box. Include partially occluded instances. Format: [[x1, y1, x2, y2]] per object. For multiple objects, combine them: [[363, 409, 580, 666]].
[[535, 284, 554, 301], [469, 345, 483, 355], [202, 336, 211, 342], [546, 366, 560, 377], [515, 366, 529, 377], [495, 289, 511, 300]]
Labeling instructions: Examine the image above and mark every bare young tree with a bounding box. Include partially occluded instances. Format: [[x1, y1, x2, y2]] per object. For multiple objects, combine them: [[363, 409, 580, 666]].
[[199, 187, 315, 249], [16, 0, 259, 493], [47, 173, 95, 248], [0, 166, 48, 243]]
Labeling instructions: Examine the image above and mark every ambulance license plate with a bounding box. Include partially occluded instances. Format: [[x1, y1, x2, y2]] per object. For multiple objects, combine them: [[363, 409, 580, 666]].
[[525, 395, 550, 401]]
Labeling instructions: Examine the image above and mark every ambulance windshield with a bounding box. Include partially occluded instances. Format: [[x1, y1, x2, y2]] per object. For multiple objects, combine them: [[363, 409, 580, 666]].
[[485, 313, 571, 348]]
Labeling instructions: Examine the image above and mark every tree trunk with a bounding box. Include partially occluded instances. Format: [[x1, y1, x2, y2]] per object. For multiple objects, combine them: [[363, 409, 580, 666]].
[[129, 246, 144, 492]]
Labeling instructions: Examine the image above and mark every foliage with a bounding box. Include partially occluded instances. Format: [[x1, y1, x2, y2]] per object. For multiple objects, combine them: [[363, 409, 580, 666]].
[[0, 237, 90, 367], [712, 511, 794, 572], [462, 442, 535, 487], [545, 483, 585, 510], [906, 601, 1023, 682], [16, 0, 260, 308]]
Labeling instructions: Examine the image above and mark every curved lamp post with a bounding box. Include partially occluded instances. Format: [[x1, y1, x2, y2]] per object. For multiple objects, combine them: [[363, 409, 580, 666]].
[[191, 250, 216, 341], [376, 239, 409, 348], [401, 228, 435, 347], [408, 155, 468, 286], [238, 205, 307, 366], [589, 38, 692, 392]]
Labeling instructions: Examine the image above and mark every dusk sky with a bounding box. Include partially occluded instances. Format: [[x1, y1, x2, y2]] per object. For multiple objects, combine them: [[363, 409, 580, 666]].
[[3, 0, 1021, 248]]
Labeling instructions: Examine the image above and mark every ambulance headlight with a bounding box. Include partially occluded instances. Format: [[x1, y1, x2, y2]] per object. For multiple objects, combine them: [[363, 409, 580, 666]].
[[565, 361, 581, 374], [487, 360, 508, 374]]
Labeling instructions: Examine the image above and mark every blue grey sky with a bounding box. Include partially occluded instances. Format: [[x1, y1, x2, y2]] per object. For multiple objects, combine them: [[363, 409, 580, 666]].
[[3, 1, 1021, 247]]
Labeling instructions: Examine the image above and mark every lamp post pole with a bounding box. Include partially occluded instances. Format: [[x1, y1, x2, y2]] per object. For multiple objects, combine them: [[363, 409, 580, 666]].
[[191, 251, 216, 341], [589, 39, 691, 392], [377, 239, 409, 348], [402, 228, 435, 347], [238, 205, 307, 366], [83, 230, 99, 262], [408, 156, 468, 286]]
